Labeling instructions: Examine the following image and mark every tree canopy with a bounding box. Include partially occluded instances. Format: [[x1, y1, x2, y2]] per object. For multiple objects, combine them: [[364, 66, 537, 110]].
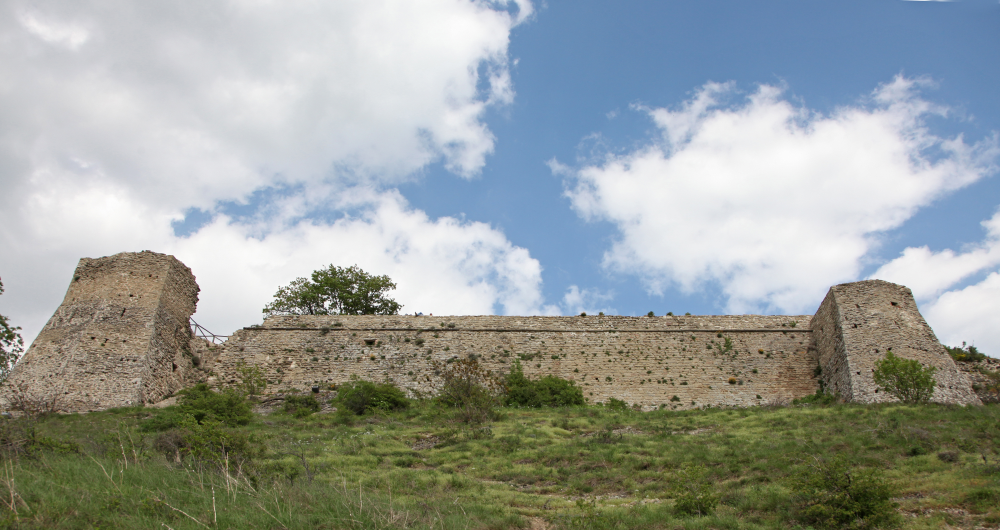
[[262, 265, 402, 317], [0, 278, 24, 383]]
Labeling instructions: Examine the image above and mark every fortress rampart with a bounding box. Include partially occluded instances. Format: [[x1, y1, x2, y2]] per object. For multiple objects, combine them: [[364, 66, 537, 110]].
[[211, 314, 819, 410], [0, 251, 203, 411], [0, 252, 983, 412]]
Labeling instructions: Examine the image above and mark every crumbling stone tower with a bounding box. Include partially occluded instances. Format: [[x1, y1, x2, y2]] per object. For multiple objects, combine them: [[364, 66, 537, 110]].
[[1, 251, 201, 412], [811, 279, 980, 405]]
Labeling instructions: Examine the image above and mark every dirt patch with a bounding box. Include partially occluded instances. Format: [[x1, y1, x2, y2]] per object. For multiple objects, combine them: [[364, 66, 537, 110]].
[[528, 516, 550, 530], [412, 435, 440, 451]]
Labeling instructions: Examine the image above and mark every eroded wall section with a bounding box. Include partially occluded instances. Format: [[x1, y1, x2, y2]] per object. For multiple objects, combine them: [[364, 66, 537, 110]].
[[212, 314, 819, 410], [1, 251, 201, 412]]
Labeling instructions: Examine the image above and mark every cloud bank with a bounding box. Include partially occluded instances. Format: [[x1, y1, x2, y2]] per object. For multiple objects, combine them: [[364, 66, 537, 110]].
[[0, 0, 542, 343], [563, 77, 998, 317], [873, 210, 1000, 353]]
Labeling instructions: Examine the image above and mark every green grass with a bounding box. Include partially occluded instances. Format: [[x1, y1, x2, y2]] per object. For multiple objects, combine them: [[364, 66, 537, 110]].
[[1, 400, 998, 529]]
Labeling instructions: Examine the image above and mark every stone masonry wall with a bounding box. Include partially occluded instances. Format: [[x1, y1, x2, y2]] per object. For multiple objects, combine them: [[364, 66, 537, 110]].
[[211, 314, 819, 410], [812, 280, 980, 405], [0, 251, 202, 412], [1, 250, 981, 412]]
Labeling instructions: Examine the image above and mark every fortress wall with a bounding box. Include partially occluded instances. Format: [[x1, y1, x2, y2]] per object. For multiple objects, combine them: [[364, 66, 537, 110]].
[[212, 315, 819, 410], [814, 280, 980, 405], [2, 250, 982, 412], [0, 251, 201, 411]]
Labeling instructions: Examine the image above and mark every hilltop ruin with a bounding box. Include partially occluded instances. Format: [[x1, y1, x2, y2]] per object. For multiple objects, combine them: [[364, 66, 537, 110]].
[[0, 251, 982, 412]]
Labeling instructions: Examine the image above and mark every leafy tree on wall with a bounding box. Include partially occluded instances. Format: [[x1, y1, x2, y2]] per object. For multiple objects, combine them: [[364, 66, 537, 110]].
[[263, 265, 402, 317], [0, 278, 24, 383]]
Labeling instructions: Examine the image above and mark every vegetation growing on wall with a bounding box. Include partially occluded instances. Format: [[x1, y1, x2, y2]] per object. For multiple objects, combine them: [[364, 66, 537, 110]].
[[946, 343, 988, 363]]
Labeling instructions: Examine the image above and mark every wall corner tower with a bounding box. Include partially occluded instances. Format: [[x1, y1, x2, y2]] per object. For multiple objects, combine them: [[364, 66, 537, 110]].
[[1, 251, 201, 412], [811, 279, 980, 405]]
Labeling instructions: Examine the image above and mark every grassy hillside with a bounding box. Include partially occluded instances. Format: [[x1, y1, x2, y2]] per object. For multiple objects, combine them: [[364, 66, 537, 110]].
[[0, 397, 998, 529]]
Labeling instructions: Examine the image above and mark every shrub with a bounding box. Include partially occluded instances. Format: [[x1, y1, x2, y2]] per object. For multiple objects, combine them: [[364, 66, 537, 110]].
[[153, 417, 264, 474], [142, 384, 252, 431], [945, 343, 987, 363], [793, 390, 837, 406], [792, 455, 900, 530], [178, 384, 253, 426], [606, 397, 629, 412], [283, 394, 321, 417], [334, 380, 409, 415], [872, 351, 937, 404], [504, 361, 585, 408], [434, 357, 505, 424], [672, 464, 718, 516], [234, 360, 267, 396]]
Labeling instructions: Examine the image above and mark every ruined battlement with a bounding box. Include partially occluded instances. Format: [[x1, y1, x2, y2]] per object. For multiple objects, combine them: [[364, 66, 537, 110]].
[[0, 251, 203, 411], [0, 252, 982, 412]]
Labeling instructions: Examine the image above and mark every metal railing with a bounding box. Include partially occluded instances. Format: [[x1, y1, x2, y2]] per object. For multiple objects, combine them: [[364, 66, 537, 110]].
[[190, 318, 228, 344]]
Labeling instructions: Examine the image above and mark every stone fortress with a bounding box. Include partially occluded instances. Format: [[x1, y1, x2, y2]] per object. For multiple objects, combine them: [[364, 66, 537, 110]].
[[0, 251, 986, 412]]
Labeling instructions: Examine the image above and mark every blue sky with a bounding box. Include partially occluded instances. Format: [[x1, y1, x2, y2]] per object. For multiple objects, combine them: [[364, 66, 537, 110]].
[[2, 0, 999, 355]]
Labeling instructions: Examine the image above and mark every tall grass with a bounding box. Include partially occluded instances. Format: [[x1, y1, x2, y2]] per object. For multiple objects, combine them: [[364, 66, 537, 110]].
[[0, 398, 997, 529]]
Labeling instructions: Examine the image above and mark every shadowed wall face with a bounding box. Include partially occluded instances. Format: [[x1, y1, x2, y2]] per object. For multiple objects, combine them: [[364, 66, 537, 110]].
[[1, 251, 201, 412]]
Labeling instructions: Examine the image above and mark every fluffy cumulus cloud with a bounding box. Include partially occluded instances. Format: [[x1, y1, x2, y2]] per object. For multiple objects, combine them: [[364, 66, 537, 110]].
[[174, 191, 551, 335], [873, 210, 1000, 354], [563, 76, 998, 314], [0, 0, 541, 344]]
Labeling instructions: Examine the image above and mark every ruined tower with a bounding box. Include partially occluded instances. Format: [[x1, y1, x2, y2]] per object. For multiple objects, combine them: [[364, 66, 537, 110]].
[[1, 251, 201, 412], [811, 279, 980, 405]]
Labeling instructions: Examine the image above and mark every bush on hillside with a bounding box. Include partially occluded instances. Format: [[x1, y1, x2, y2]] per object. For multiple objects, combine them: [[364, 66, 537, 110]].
[[872, 351, 937, 404], [435, 357, 505, 424], [142, 383, 252, 431], [793, 390, 837, 406], [153, 417, 264, 474], [946, 343, 987, 363], [671, 464, 719, 516], [605, 397, 630, 412], [505, 360, 585, 408], [792, 455, 900, 530], [335, 379, 408, 415], [283, 394, 321, 418]]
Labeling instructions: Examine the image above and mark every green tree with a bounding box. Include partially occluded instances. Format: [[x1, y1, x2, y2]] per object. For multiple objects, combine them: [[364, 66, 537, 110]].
[[0, 278, 24, 383], [872, 350, 937, 404], [263, 264, 402, 317]]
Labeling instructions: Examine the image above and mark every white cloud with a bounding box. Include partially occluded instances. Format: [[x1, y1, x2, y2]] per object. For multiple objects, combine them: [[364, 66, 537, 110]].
[[0, 0, 540, 345], [0, 0, 527, 212], [872, 210, 1000, 355], [560, 285, 614, 316], [17, 11, 89, 50], [1, 184, 552, 342], [871, 210, 1000, 299], [173, 191, 552, 335], [923, 273, 1000, 355], [563, 76, 999, 314]]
